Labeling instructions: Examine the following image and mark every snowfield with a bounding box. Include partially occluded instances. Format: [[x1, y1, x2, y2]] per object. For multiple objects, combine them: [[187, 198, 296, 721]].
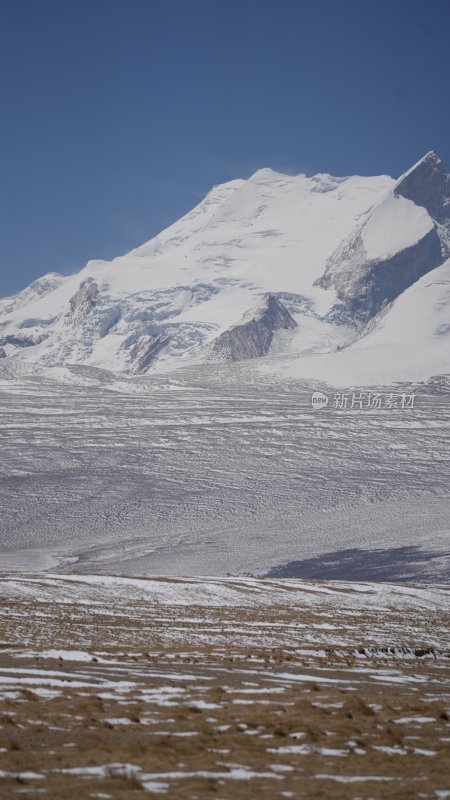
[[0, 360, 448, 580], [361, 192, 433, 261], [269, 259, 450, 386]]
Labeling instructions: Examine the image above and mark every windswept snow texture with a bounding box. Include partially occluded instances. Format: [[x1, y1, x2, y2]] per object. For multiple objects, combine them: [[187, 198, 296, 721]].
[[0, 363, 448, 579]]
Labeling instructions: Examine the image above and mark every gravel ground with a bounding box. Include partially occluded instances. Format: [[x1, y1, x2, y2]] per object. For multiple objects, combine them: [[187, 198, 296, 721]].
[[0, 573, 448, 798]]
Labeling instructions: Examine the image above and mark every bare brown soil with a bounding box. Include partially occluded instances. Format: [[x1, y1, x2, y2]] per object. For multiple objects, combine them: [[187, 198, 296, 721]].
[[0, 574, 448, 798]]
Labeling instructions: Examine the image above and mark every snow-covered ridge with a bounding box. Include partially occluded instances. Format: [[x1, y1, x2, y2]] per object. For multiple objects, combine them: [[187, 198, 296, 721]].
[[2, 571, 449, 612], [319, 150, 449, 323]]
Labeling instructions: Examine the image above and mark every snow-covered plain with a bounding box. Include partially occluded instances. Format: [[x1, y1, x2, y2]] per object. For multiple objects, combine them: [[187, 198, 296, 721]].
[[0, 360, 448, 579]]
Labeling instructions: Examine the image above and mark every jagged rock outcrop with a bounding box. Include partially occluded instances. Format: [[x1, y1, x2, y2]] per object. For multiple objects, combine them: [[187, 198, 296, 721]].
[[395, 150, 450, 222], [318, 151, 450, 324], [67, 281, 99, 324], [0, 347, 6, 359], [0, 333, 47, 348], [129, 334, 170, 373], [210, 294, 297, 362], [323, 226, 442, 323]]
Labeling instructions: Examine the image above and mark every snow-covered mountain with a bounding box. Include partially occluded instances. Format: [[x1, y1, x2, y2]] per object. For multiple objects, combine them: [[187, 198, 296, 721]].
[[0, 150, 449, 384]]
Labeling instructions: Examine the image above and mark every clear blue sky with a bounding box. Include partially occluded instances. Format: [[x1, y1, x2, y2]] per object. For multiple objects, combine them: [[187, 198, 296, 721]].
[[1, 0, 449, 296]]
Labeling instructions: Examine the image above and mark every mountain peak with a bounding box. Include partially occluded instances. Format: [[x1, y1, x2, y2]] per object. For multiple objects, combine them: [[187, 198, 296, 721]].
[[418, 149, 442, 165], [209, 294, 297, 363], [248, 167, 283, 182], [395, 150, 449, 220]]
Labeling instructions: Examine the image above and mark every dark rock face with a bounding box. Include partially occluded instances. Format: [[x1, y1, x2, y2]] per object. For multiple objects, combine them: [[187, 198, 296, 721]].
[[68, 281, 99, 323], [0, 333, 47, 348], [212, 320, 273, 361], [319, 151, 450, 324], [210, 294, 297, 362], [261, 294, 298, 332], [395, 150, 450, 222], [0, 347, 6, 359], [130, 334, 170, 373], [325, 226, 443, 324]]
